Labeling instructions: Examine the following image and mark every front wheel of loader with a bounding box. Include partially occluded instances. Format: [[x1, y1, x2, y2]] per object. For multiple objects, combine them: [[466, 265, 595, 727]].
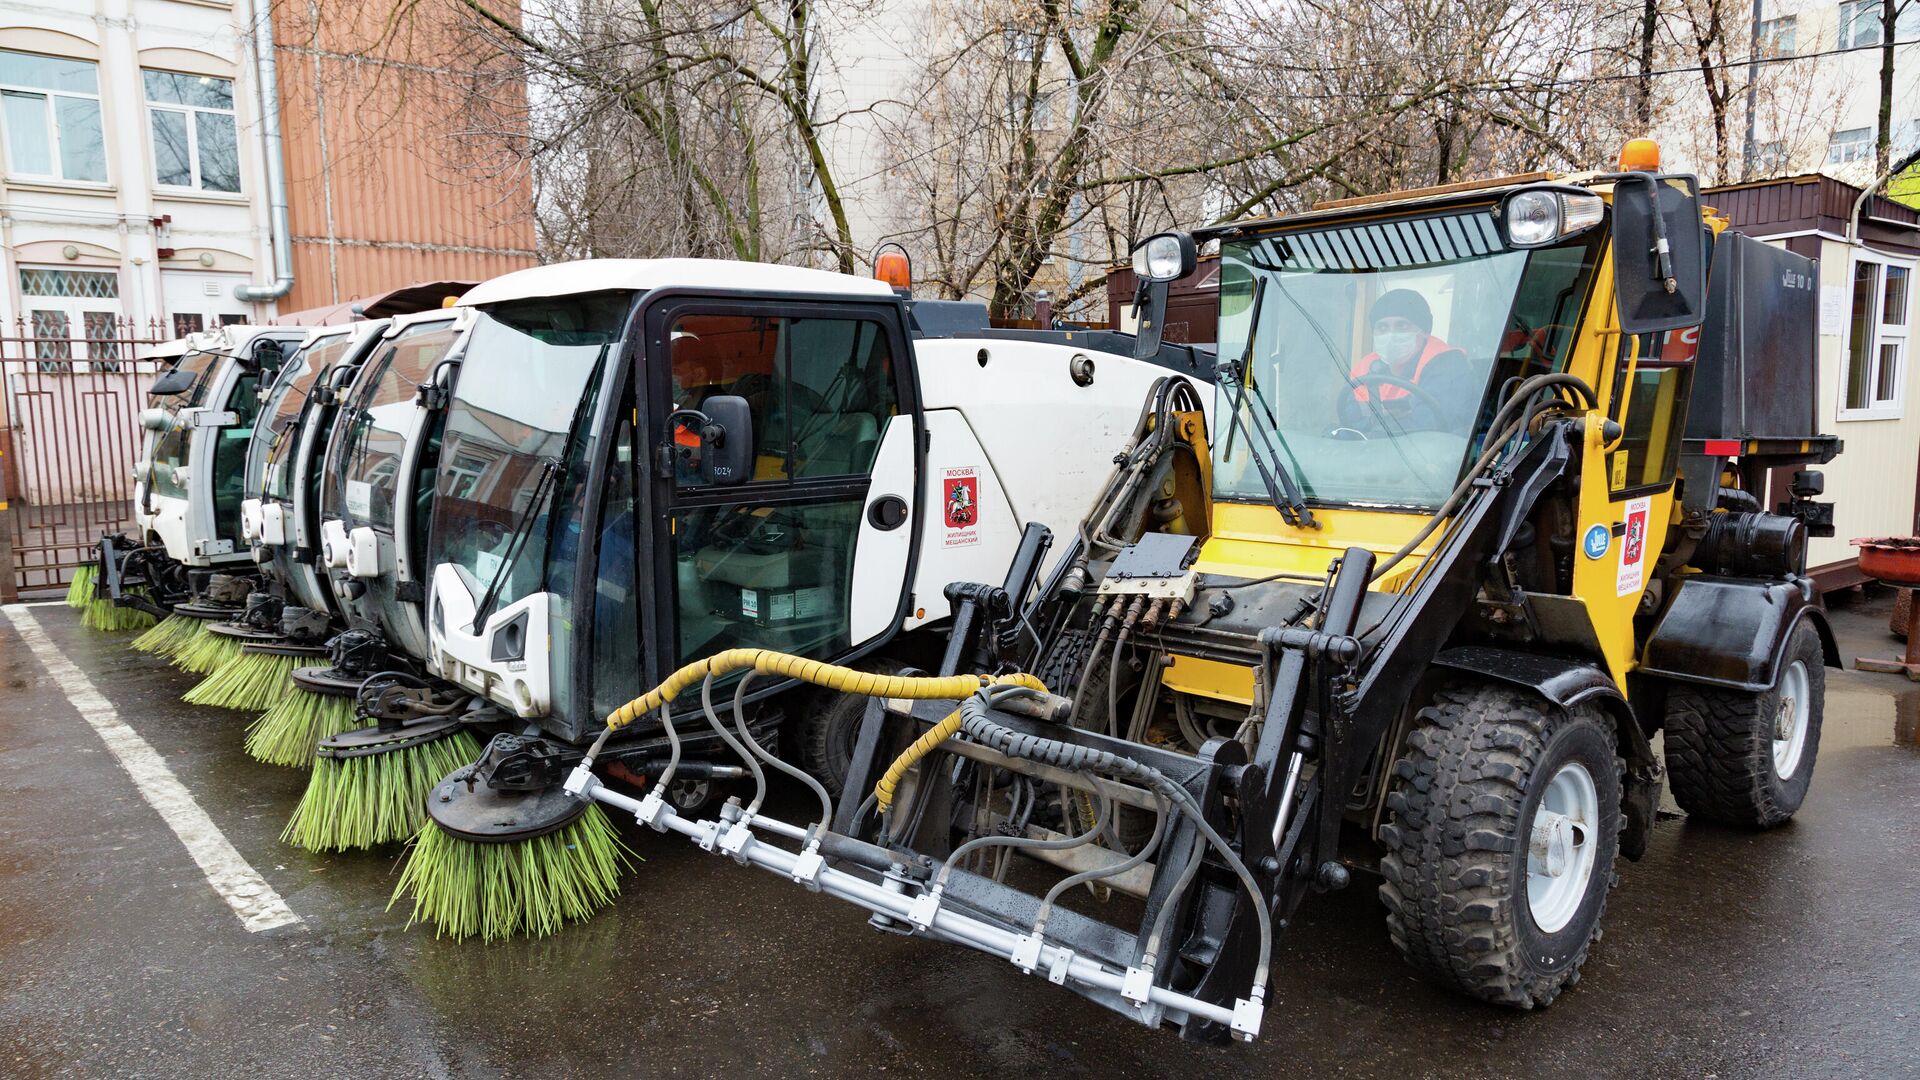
[[1379, 683, 1624, 1009], [1663, 620, 1824, 828]]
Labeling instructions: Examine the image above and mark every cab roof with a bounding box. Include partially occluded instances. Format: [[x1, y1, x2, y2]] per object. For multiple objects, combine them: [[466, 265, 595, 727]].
[[458, 258, 898, 308], [1202, 170, 1611, 240]]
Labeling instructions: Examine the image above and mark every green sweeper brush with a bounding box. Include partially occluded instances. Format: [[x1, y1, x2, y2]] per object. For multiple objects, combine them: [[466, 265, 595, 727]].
[[69, 565, 156, 632], [65, 564, 95, 608], [245, 689, 362, 768], [389, 802, 634, 941], [131, 612, 208, 658], [80, 591, 158, 633], [183, 648, 314, 712], [282, 722, 483, 852], [173, 623, 244, 675]]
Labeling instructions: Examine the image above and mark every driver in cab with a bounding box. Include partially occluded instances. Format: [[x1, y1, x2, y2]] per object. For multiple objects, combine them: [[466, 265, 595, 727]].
[[1337, 288, 1478, 435]]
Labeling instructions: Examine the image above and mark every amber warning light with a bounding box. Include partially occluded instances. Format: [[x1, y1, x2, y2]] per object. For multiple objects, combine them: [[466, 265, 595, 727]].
[[874, 247, 912, 294], [1618, 138, 1661, 171]]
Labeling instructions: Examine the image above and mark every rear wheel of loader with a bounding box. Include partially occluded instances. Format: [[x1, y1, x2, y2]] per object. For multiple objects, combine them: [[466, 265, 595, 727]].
[[1663, 621, 1824, 829], [1379, 683, 1624, 1009]]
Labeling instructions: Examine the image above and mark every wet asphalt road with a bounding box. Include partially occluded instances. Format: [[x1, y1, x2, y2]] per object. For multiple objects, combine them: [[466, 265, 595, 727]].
[[2, 595, 1917, 1080]]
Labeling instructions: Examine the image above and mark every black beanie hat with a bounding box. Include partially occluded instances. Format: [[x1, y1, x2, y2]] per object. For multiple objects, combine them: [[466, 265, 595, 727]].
[[1371, 289, 1433, 335]]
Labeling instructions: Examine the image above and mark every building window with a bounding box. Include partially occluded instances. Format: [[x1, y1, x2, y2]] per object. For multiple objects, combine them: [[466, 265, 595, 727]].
[[1838, 0, 1881, 48], [0, 50, 106, 183], [1758, 14, 1796, 53], [1842, 256, 1912, 419], [144, 70, 240, 193], [1753, 139, 1790, 173], [1828, 127, 1873, 164], [21, 267, 122, 372]]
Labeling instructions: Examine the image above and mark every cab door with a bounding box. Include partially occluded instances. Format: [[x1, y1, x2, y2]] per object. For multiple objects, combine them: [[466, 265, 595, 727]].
[[638, 296, 922, 686]]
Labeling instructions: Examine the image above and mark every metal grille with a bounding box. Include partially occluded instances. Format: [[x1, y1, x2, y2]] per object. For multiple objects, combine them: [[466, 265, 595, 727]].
[[1248, 211, 1503, 272], [0, 317, 168, 599], [20, 267, 120, 299]]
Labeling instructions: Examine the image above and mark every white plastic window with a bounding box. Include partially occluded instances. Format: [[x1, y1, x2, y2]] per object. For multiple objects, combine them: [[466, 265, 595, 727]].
[[1841, 254, 1912, 420], [0, 50, 105, 183], [143, 70, 240, 193]]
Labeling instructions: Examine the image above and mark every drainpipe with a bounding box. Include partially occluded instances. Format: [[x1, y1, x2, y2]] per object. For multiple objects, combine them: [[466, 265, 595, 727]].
[[235, 0, 293, 302], [1846, 148, 1920, 248]]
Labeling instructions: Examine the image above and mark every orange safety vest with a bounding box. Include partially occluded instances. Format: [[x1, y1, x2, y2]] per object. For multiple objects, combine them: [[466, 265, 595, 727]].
[[1351, 335, 1456, 403]]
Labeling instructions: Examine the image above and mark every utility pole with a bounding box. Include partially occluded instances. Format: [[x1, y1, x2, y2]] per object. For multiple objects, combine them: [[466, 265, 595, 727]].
[[1741, 0, 1763, 179]]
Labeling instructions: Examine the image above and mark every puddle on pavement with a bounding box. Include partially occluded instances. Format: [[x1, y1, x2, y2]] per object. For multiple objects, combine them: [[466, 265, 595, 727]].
[[1897, 688, 1920, 748], [1820, 678, 1909, 751]]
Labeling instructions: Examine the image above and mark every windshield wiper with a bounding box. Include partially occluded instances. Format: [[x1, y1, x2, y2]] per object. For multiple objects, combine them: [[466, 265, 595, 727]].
[[473, 457, 559, 628], [469, 342, 613, 628], [1219, 277, 1317, 529]]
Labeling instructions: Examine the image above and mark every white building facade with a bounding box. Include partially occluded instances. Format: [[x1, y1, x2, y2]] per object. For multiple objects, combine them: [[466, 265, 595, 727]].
[[0, 0, 278, 361], [1665, 0, 1920, 186]]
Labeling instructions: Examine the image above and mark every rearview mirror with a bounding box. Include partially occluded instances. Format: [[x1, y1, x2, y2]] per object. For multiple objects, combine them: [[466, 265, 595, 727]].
[[251, 338, 285, 374], [147, 367, 197, 395], [678, 395, 753, 486], [1611, 173, 1707, 336]]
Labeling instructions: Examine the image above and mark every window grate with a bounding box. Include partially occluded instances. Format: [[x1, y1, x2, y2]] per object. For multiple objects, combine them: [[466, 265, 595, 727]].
[[21, 267, 118, 299]]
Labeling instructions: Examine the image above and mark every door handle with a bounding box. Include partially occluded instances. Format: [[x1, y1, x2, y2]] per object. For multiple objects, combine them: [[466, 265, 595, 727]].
[[866, 495, 909, 531]]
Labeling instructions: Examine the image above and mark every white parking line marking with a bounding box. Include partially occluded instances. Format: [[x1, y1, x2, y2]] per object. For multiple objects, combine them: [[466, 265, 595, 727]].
[[3, 605, 301, 933]]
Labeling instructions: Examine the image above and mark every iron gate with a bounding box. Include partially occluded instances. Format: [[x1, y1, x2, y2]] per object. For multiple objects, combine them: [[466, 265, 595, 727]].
[[0, 318, 169, 601]]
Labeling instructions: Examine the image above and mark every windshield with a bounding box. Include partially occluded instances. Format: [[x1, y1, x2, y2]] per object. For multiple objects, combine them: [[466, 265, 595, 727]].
[[429, 291, 630, 620], [264, 333, 354, 501], [1214, 207, 1600, 509], [150, 350, 229, 501]]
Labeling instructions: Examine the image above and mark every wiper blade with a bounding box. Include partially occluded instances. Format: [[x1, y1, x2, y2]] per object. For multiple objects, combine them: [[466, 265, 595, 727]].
[[473, 457, 559, 628], [1219, 277, 1317, 529]]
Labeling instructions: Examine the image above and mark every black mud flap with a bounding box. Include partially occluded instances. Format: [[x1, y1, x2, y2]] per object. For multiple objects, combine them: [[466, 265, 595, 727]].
[[1639, 574, 1839, 692]]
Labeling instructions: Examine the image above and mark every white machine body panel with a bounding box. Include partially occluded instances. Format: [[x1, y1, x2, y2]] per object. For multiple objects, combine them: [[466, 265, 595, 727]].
[[902, 338, 1209, 628], [429, 563, 553, 717]]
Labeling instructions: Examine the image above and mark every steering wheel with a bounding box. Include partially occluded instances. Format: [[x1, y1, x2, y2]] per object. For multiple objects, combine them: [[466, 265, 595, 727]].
[[1354, 370, 1446, 417], [474, 519, 510, 548]]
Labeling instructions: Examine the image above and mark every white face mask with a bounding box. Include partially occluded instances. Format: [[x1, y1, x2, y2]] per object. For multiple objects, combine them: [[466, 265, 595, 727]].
[[1376, 329, 1420, 366]]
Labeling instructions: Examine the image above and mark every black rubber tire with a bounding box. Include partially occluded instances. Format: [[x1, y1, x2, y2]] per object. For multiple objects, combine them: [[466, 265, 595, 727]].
[[1379, 683, 1624, 1009], [797, 687, 867, 799], [795, 659, 917, 799], [1664, 621, 1824, 828]]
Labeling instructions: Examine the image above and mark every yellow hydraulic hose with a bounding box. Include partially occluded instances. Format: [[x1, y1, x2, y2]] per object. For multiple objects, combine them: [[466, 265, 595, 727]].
[[600, 648, 1045, 811]]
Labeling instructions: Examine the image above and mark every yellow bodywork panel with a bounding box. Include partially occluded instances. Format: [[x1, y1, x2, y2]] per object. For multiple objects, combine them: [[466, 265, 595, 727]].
[[1165, 655, 1258, 706]]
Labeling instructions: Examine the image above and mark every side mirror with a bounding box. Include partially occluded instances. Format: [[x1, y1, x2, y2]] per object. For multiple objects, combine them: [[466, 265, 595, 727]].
[[1611, 173, 1707, 335], [676, 395, 753, 486], [1128, 231, 1196, 360], [148, 367, 197, 395], [252, 339, 285, 374]]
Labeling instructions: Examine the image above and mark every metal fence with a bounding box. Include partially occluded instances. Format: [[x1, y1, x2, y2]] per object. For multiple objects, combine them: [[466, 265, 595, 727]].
[[0, 317, 169, 600]]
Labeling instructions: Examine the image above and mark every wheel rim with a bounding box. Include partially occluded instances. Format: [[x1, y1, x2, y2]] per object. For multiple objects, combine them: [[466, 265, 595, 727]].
[[1773, 659, 1811, 780], [1526, 761, 1600, 935]]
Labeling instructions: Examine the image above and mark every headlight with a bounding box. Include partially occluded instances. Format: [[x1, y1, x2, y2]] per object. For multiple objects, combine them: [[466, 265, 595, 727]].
[[1130, 232, 1197, 283], [1500, 189, 1606, 248]]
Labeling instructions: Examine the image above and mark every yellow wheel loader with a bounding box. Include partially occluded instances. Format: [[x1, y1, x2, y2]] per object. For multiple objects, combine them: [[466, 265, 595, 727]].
[[563, 142, 1841, 1042]]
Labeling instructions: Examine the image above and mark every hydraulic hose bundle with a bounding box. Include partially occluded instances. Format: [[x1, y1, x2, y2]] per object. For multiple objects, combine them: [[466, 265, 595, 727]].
[[572, 648, 1271, 1039]]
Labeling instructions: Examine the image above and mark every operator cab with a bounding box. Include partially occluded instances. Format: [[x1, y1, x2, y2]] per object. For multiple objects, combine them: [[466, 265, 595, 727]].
[[254, 320, 392, 618], [318, 309, 473, 658], [133, 324, 307, 568], [426, 260, 915, 743]]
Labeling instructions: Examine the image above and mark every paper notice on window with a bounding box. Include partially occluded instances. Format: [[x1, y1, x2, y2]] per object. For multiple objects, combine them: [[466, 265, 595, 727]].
[[473, 548, 504, 585], [1818, 285, 1847, 337], [345, 480, 372, 519], [1616, 496, 1651, 597]]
